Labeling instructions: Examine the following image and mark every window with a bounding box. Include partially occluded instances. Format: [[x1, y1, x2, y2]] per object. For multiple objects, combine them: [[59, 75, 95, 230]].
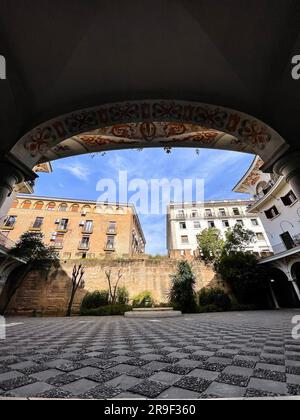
[[70, 204, 80, 212], [82, 205, 91, 215], [208, 221, 215, 228], [58, 203, 68, 212], [79, 236, 90, 250], [219, 208, 226, 217], [256, 232, 265, 241], [108, 221, 117, 233], [58, 219, 69, 231], [47, 202, 56, 211], [3, 216, 16, 228], [34, 201, 44, 210], [251, 219, 259, 226], [233, 208, 240, 216], [84, 220, 93, 233], [177, 210, 185, 218], [194, 221, 201, 229], [106, 235, 115, 250], [191, 211, 198, 218], [280, 232, 295, 250], [32, 217, 44, 229], [21, 200, 31, 209], [181, 235, 189, 244], [236, 220, 244, 227], [222, 220, 230, 228], [265, 206, 280, 219], [179, 222, 187, 230], [205, 209, 213, 217], [256, 181, 268, 195], [54, 233, 64, 247], [281, 190, 297, 206]]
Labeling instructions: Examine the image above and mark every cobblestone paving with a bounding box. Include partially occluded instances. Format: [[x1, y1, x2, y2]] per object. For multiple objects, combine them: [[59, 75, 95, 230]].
[[0, 310, 300, 399]]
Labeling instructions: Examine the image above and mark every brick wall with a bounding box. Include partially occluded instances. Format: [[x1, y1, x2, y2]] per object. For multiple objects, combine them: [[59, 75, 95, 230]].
[[7, 257, 223, 316]]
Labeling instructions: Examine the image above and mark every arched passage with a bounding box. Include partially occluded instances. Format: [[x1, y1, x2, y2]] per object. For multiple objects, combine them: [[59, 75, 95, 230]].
[[10, 100, 288, 170], [269, 268, 300, 309]]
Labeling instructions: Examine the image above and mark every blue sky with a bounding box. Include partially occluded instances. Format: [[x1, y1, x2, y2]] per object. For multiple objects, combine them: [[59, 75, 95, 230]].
[[35, 148, 253, 255]]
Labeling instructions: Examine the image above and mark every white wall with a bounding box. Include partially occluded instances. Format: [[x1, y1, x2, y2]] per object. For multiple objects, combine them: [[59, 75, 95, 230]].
[[168, 201, 272, 255], [251, 181, 300, 254]]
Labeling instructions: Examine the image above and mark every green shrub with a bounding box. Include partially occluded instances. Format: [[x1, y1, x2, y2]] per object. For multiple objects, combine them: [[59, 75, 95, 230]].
[[198, 287, 231, 311], [132, 291, 154, 308], [215, 252, 270, 307], [117, 286, 130, 305], [230, 302, 257, 311], [197, 304, 221, 313], [80, 304, 132, 316], [169, 261, 197, 313], [81, 291, 109, 310]]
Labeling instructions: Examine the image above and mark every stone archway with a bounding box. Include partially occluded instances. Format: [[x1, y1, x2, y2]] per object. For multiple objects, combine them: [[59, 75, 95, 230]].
[[269, 268, 300, 309], [10, 100, 289, 170]]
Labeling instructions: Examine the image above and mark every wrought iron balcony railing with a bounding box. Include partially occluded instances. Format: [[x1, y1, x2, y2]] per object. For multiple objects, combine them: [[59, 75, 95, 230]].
[[0, 232, 15, 250], [78, 242, 90, 250]]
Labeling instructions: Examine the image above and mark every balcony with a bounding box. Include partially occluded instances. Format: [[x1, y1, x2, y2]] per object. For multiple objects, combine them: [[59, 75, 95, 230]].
[[248, 177, 281, 210], [52, 242, 64, 249], [107, 228, 117, 235], [29, 223, 43, 232], [56, 227, 68, 233], [0, 232, 15, 251], [272, 234, 300, 255], [1, 224, 15, 230], [82, 227, 93, 234], [104, 243, 115, 251], [78, 241, 90, 250], [174, 211, 244, 220]]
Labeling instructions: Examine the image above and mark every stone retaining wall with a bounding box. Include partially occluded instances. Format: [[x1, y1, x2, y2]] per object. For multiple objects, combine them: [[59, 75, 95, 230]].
[[7, 257, 223, 316]]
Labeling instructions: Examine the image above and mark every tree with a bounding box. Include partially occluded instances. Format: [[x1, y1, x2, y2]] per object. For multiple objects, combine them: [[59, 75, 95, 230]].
[[223, 224, 255, 254], [197, 228, 224, 262], [0, 232, 59, 315], [169, 261, 197, 313], [105, 269, 123, 304], [215, 252, 270, 307], [66, 264, 85, 317]]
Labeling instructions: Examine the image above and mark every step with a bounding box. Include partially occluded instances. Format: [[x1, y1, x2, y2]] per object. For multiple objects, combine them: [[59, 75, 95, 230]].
[[124, 309, 182, 318]]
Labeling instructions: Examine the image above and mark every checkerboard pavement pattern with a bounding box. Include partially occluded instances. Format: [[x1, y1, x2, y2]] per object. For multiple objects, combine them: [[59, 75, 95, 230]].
[[0, 310, 300, 399]]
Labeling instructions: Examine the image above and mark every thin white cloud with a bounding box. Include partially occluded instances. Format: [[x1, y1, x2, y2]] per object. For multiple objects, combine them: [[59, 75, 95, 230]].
[[55, 161, 92, 182]]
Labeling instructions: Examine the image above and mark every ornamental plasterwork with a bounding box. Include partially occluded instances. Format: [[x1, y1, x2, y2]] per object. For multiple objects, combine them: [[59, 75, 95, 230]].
[[235, 157, 265, 193], [10, 100, 288, 168]]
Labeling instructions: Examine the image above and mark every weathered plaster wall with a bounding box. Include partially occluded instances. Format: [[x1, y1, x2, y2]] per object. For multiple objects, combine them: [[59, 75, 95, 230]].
[[7, 257, 222, 316]]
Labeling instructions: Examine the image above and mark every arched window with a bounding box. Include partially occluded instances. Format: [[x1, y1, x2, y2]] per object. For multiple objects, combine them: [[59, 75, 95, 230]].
[[81, 205, 91, 214], [12, 200, 19, 209], [58, 203, 68, 212], [47, 202, 56, 211], [34, 201, 44, 210], [70, 204, 79, 212], [256, 181, 268, 195], [21, 200, 31, 209]]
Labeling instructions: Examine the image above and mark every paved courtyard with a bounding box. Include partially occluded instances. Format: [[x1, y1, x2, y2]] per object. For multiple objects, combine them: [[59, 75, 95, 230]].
[[0, 310, 300, 399]]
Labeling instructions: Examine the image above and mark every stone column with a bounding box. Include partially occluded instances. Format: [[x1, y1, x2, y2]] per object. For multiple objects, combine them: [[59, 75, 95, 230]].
[[269, 282, 280, 309], [0, 153, 37, 211], [291, 280, 300, 305], [273, 151, 300, 199]]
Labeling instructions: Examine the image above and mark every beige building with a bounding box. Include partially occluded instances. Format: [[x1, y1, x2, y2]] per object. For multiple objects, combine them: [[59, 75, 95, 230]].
[[1, 196, 146, 259]]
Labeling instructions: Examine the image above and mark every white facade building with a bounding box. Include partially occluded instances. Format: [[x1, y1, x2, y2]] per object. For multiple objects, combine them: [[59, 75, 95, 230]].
[[234, 156, 300, 308], [167, 199, 272, 258]]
